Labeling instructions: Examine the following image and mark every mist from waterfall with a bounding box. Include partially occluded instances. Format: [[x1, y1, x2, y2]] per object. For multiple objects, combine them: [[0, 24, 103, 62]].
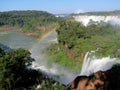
[[73, 15, 120, 26], [29, 30, 120, 85], [29, 30, 78, 85], [28, 16, 120, 85], [80, 51, 120, 76]]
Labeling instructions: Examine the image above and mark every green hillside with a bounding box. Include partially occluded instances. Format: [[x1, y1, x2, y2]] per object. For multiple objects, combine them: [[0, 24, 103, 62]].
[[46, 20, 120, 70], [0, 11, 58, 37]]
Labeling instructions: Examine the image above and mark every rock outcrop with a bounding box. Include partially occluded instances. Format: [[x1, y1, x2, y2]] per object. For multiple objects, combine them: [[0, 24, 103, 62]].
[[67, 64, 120, 90]]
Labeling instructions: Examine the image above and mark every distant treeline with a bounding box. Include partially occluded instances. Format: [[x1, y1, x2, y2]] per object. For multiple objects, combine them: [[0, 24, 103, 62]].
[[72, 10, 120, 16], [0, 10, 57, 26], [0, 10, 60, 37]]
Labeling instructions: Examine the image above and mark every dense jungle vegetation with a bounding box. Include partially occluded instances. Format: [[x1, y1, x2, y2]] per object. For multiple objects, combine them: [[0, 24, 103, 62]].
[[0, 48, 66, 90], [0, 10, 67, 89], [0, 11, 59, 37], [46, 20, 120, 70], [72, 10, 120, 15], [1, 10, 120, 89]]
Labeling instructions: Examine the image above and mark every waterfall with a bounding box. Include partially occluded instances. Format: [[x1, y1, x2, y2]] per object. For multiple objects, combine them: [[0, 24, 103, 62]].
[[80, 51, 90, 75], [73, 15, 120, 26], [80, 50, 120, 76], [80, 51, 96, 76]]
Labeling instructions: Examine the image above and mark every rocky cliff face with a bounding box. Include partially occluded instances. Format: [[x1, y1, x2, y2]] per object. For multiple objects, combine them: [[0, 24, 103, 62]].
[[67, 64, 120, 90], [73, 15, 120, 26]]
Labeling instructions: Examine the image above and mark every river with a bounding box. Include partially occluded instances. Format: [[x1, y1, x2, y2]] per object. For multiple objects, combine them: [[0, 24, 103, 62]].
[[0, 30, 77, 85], [30, 30, 77, 85], [0, 30, 37, 49]]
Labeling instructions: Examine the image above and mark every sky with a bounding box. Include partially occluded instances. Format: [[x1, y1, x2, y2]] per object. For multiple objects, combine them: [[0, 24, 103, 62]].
[[0, 0, 120, 14]]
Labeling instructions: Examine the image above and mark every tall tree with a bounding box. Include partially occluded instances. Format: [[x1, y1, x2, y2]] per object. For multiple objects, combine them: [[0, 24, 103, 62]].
[[0, 48, 34, 90]]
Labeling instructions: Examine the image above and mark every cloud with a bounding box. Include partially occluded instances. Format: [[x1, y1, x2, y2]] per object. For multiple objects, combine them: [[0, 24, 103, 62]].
[[74, 9, 84, 14]]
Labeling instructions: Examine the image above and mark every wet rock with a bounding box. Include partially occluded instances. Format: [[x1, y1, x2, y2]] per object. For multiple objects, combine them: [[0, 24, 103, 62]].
[[67, 64, 120, 90]]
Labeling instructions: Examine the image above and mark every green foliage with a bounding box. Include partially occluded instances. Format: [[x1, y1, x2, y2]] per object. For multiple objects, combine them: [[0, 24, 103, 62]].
[[0, 48, 67, 90], [0, 48, 34, 90], [0, 11, 57, 27], [46, 20, 120, 70], [56, 20, 86, 49], [0, 11, 59, 37], [46, 44, 70, 66], [39, 79, 66, 90], [57, 20, 120, 57], [45, 44, 81, 71]]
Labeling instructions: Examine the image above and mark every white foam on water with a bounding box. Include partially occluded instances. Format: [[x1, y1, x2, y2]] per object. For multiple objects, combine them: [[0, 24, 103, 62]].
[[73, 15, 120, 26], [80, 51, 120, 76]]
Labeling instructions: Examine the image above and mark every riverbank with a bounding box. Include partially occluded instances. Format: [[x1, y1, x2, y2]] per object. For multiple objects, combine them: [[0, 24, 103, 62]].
[[0, 24, 56, 39], [0, 25, 19, 31], [24, 24, 57, 38], [21, 28, 56, 38]]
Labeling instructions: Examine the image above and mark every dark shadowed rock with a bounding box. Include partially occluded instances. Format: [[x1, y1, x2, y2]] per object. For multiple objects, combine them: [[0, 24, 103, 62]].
[[67, 64, 120, 90]]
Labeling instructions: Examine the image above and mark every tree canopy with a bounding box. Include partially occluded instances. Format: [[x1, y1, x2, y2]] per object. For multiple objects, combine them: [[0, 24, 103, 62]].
[[0, 48, 66, 90], [46, 20, 120, 70], [0, 11, 57, 27], [0, 48, 34, 89], [0, 11, 59, 37]]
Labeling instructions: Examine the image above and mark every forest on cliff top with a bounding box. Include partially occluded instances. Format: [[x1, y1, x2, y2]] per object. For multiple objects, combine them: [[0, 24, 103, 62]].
[[46, 20, 120, 71], [0, 11, 60, 37]]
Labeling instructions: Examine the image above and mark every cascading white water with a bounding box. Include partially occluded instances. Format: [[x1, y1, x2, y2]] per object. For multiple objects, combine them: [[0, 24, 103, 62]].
[[29, 30, 120, 85], [73, 15, 120, 26], [80, 51, 120, 76], [80, 51, 90, 75]]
